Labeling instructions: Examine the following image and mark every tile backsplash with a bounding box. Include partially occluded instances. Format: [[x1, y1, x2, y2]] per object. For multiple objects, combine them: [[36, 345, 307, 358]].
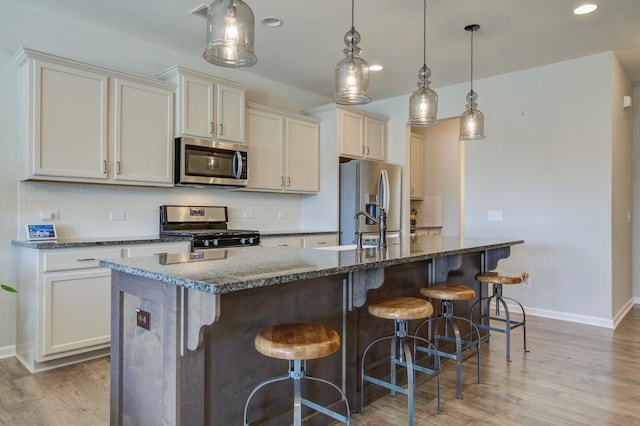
[[19, 181, 303, 239]]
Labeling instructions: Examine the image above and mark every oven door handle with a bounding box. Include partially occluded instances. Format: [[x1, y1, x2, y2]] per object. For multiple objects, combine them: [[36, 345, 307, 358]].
[[233, 151, 243, 179]]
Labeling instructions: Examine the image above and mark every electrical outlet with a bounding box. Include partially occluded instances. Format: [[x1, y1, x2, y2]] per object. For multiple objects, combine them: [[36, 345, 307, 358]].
[[243, 211, 254, 219], [136, 308, 150, 330], [278, 211, 288, 219], [40, 210, 57, 220], [109, 211, 125, 221], [521, 274, 531, 288], [487, 210, 503, 221]]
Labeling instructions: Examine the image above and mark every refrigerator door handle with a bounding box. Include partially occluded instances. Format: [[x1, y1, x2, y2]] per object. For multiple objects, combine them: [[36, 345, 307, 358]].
[[377, 169, 391, 213]]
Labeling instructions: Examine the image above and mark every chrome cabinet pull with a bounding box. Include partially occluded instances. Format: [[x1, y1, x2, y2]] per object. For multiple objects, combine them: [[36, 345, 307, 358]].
[[366, 146, 370, 155], [116, 161, 121, 175], [287, 177, 291, 187], [209, 122, 214, 134], [102, 160, 107, 174], [280, 176, 284, 187], [76, 258, 97, 262], [219, 123, 224, 135]]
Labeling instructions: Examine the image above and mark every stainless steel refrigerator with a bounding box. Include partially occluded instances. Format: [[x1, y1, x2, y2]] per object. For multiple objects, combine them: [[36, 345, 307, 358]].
[[339, 159, 402, 245]]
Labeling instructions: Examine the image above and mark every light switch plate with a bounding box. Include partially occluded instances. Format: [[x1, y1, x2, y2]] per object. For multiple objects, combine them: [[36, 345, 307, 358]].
[[487, 210, 503, 221]]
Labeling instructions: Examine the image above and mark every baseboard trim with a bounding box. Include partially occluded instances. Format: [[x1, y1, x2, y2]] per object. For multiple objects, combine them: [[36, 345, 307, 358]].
[[0, 345, 16, 359], [490, 298, 638, 330]]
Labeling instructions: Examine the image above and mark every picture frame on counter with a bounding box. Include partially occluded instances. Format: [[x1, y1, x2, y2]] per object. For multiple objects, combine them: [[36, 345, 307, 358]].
[[25, 224, 57, 240]]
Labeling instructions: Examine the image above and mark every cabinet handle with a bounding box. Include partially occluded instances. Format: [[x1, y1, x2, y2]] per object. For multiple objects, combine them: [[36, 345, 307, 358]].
[[102, 160, 107, 174], [219, 123, 224, 135], [316, 241, 327, 245], [116, 161, 121, 175], [361, 145, 365, 155], [76, 258, 97, 262], [411, 187, 414, 195], [287, 177, 291, 187], [209, 122, 214, 134], [366, 146, 370, 155], [280, 176, 284, 187]]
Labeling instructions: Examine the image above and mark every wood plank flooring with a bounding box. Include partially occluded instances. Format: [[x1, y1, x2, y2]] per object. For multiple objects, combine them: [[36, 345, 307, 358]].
[[0, 306, 638, 425]]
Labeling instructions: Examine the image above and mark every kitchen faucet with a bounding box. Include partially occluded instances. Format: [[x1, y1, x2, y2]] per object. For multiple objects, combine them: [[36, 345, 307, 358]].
[[354, 205, 387, 249]]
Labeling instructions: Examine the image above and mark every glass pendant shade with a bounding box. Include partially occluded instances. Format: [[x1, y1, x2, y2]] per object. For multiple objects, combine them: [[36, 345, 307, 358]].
[[459, 90, 485, 140], [335, 28, 371, 105], [408, 65, 438, 126], [459, 24, 484, 141], [408, 0, 438, 126], [203, 0, 257, 68]]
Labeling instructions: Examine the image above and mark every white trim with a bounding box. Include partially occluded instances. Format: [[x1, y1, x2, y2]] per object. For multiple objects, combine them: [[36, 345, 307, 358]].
[[489, 297, 638, 330], [0, 345, 16, 359]]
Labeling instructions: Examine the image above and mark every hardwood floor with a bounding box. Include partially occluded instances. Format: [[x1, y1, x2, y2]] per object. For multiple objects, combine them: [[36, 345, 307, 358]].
[[0, 306, 638, 425]]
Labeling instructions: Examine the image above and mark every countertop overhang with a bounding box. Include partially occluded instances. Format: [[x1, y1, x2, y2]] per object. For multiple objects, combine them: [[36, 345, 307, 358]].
[[99, 236, 524, 295]]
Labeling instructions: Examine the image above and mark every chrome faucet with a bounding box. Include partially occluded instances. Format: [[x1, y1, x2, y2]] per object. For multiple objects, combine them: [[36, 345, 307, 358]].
[[354, 205, 387, 249]]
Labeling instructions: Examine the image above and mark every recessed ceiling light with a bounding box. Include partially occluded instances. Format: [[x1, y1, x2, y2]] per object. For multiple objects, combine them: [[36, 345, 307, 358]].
[[369, 64, 383, 72], [573, 3, 598, 15], [261, 17, 283, 28]]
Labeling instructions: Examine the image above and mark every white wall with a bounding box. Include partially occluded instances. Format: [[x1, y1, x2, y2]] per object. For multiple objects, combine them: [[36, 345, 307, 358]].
[[373, 52, 631, 327], [632, 85, 640, 303], [0, 1, 333, 354]]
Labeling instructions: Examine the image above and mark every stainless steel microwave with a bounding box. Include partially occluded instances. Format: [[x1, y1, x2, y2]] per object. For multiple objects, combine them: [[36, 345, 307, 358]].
[[175, 137, 248, 187]]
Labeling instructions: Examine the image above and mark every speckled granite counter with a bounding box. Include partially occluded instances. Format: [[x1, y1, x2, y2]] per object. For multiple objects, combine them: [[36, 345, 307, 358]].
[[100, 235, 523, 294], [12, 235, 191, 249], [108, 235, 523, 425]]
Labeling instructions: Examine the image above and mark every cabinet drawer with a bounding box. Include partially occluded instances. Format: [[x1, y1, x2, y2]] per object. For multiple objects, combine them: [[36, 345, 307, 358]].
[[43, 247, 124, 272], [303, 235, 338, 248], [126, 242, 190, 257]]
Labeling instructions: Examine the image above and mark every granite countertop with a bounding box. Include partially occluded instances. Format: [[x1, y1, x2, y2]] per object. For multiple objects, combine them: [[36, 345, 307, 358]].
[[99, 235, 524, 295], [11, 235, 191, 249], [260, 230, 338, 237]]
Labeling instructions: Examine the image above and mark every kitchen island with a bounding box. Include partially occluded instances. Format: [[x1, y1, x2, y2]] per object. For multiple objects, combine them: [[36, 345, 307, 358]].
[[100, 235, 523, 425]]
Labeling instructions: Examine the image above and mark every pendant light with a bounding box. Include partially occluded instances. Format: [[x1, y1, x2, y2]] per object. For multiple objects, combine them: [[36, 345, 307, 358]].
[[459, 24, 485, 141], [408, 0, 438, 127], [334, 0, 371, 105], [203, 0, 257, 68]]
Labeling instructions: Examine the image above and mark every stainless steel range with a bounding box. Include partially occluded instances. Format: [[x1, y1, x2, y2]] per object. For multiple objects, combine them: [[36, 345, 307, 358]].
[[159, 205, 260, 251]]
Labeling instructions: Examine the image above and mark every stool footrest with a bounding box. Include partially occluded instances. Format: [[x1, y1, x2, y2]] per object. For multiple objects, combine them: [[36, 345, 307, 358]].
[[301, 395, 349, 424]]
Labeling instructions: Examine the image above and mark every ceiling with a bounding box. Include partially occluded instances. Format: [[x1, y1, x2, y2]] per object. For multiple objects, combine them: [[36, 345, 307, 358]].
[[18, 0, 640, 101]]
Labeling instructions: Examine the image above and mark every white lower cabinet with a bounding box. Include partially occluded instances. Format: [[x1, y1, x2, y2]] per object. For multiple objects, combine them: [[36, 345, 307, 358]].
[[260, 236, 304, 247], [16, 241, 189, 372], [303, 234, 338, 248]]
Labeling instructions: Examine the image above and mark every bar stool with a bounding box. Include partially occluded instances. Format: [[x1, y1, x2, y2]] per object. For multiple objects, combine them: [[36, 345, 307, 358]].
[[360, 297, 441, 425], [415, 284, 481, 400], [471, 272, 529, 361], [243, 323, 350, 426]]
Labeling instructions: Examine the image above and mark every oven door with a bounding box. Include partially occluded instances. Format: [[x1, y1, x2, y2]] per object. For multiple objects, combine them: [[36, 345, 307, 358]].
[[175, 137, 248, 187]]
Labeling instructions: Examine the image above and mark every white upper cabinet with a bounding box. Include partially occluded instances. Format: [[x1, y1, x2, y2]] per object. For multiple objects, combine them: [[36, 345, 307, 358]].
[[338, 107, 386, 161], [15, 48, 176, 187], [246, 103, 320, 193], [19, 58, 109, 181], [112, 78, 173, 185], [410, 132, 425, 200], [158, 66, 247, 143]]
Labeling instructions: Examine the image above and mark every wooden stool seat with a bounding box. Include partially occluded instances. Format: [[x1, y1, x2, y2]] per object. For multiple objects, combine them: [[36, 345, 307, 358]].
[[254, 323, 340, 361], [420, 283, 475, 301], [475, 272, 522, 285], [367, 297, 433, 321]]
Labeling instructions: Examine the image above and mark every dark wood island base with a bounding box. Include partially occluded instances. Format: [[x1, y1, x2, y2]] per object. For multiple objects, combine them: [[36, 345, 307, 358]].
[[103, 236, 522, 425]]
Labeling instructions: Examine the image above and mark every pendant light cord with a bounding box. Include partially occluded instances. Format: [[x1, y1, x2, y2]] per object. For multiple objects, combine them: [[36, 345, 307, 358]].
[[351, 0, 355, 30], [422, 0, 427, 67], [470, 28, 474, 93]]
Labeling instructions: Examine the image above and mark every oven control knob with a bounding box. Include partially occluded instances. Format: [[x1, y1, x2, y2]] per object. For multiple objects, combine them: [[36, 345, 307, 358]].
[[249, 237, 254, 245], [241, 238, 247, 245], [212, 239, 219, 246], [203, 240, 209, 247]]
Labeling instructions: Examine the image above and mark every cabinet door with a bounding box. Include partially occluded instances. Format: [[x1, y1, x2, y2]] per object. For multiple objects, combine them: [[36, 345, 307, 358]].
[[180, 72, 214, 138], [112, 78, 173, 185], [364, 116, 386, 161], [215, 83, 245, 143], [41, 269, 111, 360], [303, 234, 338, 248], [338, 108, 364, 158], [410, 133, 425, 200], [246, 107, 285, 190], [31, 60, 108, 180], [286, 118, 319, 193], [261, 236, 303, 247]]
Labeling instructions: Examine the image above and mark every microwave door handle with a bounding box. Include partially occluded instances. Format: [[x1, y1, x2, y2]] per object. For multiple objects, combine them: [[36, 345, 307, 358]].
[[233, 151, 243, 179]]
